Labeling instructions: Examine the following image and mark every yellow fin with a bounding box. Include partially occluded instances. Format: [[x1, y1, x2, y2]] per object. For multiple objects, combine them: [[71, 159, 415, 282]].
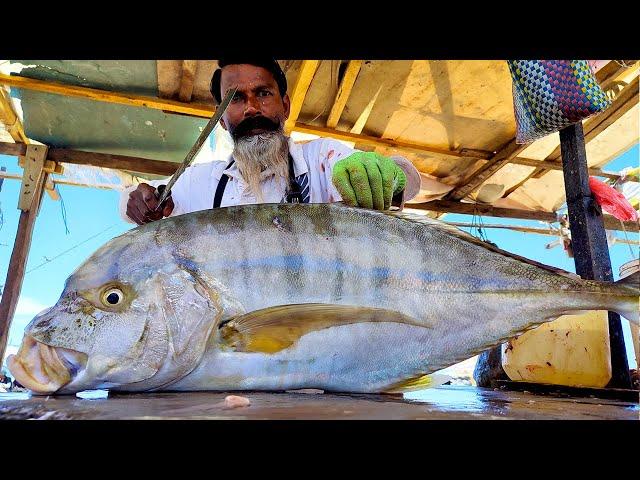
[[218, 303, 424, 354], [384, 374, 452, 393]]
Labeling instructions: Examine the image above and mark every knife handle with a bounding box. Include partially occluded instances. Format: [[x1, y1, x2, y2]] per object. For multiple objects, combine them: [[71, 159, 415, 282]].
[[154, 184, 171, 211]]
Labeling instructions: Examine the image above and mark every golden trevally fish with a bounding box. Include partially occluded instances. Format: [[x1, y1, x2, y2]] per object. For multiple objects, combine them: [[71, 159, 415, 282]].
[[7, 204, 639, 395]]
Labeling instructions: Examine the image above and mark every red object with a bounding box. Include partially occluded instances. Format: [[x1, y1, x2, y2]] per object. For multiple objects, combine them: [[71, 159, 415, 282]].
[[589, 177, 639, 222]]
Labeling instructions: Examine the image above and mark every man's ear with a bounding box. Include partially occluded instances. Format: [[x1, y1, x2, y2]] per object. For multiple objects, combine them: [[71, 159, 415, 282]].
[[282, 93, 291, 120]]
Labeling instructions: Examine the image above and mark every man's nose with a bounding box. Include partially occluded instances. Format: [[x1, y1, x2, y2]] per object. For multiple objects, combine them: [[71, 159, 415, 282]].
[[243, 96, 261, 117]]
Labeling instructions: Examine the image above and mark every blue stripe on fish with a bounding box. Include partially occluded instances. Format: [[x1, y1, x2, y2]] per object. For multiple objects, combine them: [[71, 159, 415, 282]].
[[216, 255, 521, 290]]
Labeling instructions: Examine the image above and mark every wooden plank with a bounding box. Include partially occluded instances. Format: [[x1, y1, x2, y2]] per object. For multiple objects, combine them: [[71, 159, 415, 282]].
[[284, 60, 320, 134], [350, 84, 383, 134], [0, 88, 29, 144], [0, 142, 25, 156], [0, 148, 48, 365], [408, 199, 639, 232], [0, 171, 118, 190], [445, 221, 638, 245], [178, 60, 198, 103], [445, 139, 530, 201], [0, 89, 60, 200], [493, 380, 639, 402], [0, 73, 215, 118], [597, 60, 639, 91], [18, 145, 48, 211], [47, 148, 179, 176], [326, 60, 362, 128], [507, 157, 620, 180], [0, 143, 179, 176], [559, 122, 631, 389], [0, 388, 636, 420], [409, 199, 559, 221], [293, 124, 492, 159]]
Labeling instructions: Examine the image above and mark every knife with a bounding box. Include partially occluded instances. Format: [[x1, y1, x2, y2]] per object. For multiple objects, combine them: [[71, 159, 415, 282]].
[[155, 86, 237, 210]]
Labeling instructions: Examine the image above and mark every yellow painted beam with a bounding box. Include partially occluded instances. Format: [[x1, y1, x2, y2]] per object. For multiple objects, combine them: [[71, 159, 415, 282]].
[[327, 60, 363, 129], [178, 60, 198, 103], [351, 84, 383, 134], [0, 87, 59, 200], [293, 123, 491, 159], [0, 88, 29, 143], [284, 60, 320, 134], [0, 73, 215, 118]]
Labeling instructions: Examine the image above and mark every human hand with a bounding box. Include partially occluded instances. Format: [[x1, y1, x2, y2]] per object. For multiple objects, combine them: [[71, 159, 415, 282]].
[[331, 152, 406, 210], [126, 183, 174, 225]]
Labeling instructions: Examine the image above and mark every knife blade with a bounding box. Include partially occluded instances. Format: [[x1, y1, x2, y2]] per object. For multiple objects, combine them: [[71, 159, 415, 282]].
[[155, 86, 237, 210]]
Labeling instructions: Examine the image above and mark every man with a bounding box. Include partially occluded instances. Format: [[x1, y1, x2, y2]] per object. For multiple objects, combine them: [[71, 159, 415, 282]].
[[121, 59, 420, 224]]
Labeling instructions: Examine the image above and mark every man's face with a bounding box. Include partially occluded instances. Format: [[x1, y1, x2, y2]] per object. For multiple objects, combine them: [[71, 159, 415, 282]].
[[219, 64, 291, 140]]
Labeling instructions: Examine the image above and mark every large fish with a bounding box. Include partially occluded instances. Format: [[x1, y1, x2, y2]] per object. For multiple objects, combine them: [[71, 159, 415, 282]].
[[7, 204, 639, 395]]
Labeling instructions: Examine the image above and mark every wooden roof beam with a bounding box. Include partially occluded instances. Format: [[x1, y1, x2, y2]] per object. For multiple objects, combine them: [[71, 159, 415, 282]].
[[0, 72, 628, 183], [178, 60, 198, 103], [326, 60, 362, 129], [0, 87, 59, 200], [408, 199, 639, 233], [284, 60, 320, 134], [0, 88, 29, 143], [0, 72, 215, 117], [0, 142, 178, 176]]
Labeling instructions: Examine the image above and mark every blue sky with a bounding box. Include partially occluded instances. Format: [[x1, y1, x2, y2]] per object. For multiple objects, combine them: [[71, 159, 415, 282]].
[[1, 144, 638, 370]]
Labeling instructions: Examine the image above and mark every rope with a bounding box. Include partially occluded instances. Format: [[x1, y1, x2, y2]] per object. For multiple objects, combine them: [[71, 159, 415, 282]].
[[618, 219, 638, 261], [56, 185, 70, 234]]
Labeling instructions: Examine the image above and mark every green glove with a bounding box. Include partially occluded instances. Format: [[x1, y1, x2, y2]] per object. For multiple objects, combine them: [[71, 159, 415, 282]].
[[332, 152, 406, 210]]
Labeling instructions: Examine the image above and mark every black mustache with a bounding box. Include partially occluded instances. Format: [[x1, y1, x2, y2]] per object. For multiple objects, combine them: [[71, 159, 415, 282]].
[[231, 116, 281, 139]]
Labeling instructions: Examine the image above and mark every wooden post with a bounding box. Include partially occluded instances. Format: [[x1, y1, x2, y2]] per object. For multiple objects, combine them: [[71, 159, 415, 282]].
[[0, 145, 49, 365], [559, 122, 632, 389]]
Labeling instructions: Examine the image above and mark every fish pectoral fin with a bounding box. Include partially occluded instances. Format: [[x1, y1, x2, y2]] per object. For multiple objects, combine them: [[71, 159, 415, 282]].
[[218, 303, 424, 354], [383, 373, 452, 394]]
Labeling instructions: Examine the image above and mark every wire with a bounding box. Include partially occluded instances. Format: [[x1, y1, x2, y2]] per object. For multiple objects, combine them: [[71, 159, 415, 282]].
[[56, 185, 70, 234], [24, 224, 118, 275]]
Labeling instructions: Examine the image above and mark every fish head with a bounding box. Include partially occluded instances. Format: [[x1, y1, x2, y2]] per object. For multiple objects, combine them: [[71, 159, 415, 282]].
[[8, 226, 244, 395]]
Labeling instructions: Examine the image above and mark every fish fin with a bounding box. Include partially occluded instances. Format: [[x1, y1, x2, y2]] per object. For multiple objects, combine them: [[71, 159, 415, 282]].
[[383, 210, 583, 281], [383, 373, 452, 393], [613, 272, 639, 325], [615, 271, 639, 292], [616, 306, 639, 325], [218, 303, 425, 354]]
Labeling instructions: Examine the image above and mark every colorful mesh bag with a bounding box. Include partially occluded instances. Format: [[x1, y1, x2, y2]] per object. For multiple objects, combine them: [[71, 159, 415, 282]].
[[507, 60, 611, 143]]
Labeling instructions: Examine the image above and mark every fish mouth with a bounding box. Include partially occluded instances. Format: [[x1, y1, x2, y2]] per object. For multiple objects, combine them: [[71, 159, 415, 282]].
[[7, 336, 88, 395]]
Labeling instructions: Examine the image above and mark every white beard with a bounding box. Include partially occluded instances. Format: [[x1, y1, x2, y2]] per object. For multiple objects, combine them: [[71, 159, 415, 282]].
[[232, 129, 290, 202]]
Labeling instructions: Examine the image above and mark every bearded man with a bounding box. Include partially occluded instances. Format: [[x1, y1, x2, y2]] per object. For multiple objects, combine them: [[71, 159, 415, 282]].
[[122, 59, 420, 225]]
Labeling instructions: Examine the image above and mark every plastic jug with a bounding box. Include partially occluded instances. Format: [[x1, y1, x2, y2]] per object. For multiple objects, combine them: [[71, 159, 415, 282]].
[[501, 309, 611, 388], [619, 259, 639, 371]]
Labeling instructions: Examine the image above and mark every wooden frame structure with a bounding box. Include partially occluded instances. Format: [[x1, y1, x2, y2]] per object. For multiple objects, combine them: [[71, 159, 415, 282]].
[[0, 60, 638, 386]]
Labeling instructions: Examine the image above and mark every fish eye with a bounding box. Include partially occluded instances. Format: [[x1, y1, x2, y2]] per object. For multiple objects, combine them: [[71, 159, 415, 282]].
[[102, 288, 124, 306]]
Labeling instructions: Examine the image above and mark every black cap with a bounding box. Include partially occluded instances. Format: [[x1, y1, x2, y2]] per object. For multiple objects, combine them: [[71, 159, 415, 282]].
[[210, 58, 288, 104]]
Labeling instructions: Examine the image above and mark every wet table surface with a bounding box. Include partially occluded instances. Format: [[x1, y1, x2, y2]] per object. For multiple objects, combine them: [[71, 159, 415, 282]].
[[0, 386, 638, 420]]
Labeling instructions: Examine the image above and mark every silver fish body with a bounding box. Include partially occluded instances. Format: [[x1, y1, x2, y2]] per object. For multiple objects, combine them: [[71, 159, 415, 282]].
[[8, 204, 639, 394]]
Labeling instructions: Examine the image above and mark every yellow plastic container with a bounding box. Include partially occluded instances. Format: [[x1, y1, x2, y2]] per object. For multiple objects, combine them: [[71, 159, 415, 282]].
[[502, 310, 612, 388], [620, 259, 639, 371]]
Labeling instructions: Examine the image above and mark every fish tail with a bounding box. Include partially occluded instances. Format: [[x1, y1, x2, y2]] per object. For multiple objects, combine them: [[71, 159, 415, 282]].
[[612, 271, 639, 325]]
